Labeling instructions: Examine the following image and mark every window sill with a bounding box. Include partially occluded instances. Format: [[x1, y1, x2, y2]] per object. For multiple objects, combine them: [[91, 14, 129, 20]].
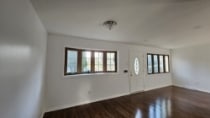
[[147, 72, 170, 76], [63, 72, 119, 79]]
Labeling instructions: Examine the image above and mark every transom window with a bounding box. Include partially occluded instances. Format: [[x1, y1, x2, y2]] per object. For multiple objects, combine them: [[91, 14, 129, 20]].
[[65, 48, 117, 75], [147, 53, 170, 74]]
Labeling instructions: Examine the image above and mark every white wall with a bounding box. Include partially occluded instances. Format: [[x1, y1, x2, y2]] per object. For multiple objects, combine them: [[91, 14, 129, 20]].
[[0, 0, 47, 118], [46, 33, 172, 111], [144, 47, 172, 91], [172, 44, 210, 93]]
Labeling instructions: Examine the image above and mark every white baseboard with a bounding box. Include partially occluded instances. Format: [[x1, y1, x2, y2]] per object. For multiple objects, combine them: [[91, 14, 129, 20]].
[[40, 111, 44, 118], [144, 84, 172, 91], [46, 84, 173, 112], [173, 84, 210, 94], [46, 92, 129, 112]]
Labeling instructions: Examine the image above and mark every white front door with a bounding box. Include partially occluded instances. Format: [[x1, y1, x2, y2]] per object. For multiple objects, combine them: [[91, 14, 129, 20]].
[[129, 49, 144, 93]]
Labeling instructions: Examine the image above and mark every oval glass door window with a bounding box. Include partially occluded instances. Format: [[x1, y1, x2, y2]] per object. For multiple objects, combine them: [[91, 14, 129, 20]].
[[134, 57, 139, 75]]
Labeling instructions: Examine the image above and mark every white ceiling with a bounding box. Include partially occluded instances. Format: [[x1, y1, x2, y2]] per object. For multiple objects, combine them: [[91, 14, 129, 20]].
[[31, 0, 210, 49]]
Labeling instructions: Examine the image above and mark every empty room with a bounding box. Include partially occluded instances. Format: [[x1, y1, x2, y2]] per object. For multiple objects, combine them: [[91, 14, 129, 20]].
[[1, 0, 210, 118]]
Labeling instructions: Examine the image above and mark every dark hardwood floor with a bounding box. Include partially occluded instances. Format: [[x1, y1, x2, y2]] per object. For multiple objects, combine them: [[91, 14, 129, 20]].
[[43, 86, 210, 118]]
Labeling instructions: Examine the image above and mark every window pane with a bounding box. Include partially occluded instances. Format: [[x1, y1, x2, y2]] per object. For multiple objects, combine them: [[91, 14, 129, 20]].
[[82, 51, 91, 72], [165, 56, 169, 72], [107, 52, 116, 71], [67, 50, 78, 73], [147, 54, 152, 74], [159, 55, 164, 73], [94, 52, 103, 72], [153, 55, 158, 73]]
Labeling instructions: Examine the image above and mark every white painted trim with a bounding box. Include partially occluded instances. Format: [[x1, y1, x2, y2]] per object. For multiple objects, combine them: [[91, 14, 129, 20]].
[[46, 84, 172, 112], [144, 84, 172, 91], [172, 85, 210, 94], [46, 92, 129, 112], [129, 90, 144, 95], [40, 111, 44, 118]]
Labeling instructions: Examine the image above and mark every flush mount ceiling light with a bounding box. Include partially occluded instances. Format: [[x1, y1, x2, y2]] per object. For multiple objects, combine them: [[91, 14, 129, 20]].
[[103, 20, 117, 30]]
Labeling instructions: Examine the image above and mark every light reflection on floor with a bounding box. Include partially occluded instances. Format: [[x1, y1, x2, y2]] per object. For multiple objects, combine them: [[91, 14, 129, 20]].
[[135, 109, 142, 118], [149, 98, 171, 118], [134, 98, 171, 118]]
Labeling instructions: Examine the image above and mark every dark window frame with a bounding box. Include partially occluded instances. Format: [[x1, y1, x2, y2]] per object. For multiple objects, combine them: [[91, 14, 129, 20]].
[[147, 54, 153, 74], [64, 47, 117, 75], [164, 55, 170, 73], [158, 55, 164, 73], [93, 51, 105, 73], [147, 53, 170, 74], [106, 51, 118, 72], [153, 54, 159, 73], [81, 50, 92, 73]]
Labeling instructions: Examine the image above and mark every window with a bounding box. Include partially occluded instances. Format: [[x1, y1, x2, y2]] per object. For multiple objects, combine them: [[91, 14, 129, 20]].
[[159, 55, 164, 73], [65, 48, 117, 75], [94, 52, 103, 72], [82, 51, 91, 72], [147, 53, 170, 74], [153, 55, 158, 73], [106, 52, 116, 72], [165, 55, 169, 73], [147, 54, 152, 74], [66, 50, 78, 74]]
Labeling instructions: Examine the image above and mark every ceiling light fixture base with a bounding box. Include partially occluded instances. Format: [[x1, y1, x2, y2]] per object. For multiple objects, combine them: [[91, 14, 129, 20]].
[[103, 20, 117, 30]]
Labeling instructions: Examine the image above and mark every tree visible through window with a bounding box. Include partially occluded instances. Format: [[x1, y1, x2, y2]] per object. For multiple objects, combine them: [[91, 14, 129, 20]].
[[107, 52, 116, 72], [64, 48, 117, 75], [67, 50, 78, 74], [82, 51, 91, 72], [94, 52, 103, 72]]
